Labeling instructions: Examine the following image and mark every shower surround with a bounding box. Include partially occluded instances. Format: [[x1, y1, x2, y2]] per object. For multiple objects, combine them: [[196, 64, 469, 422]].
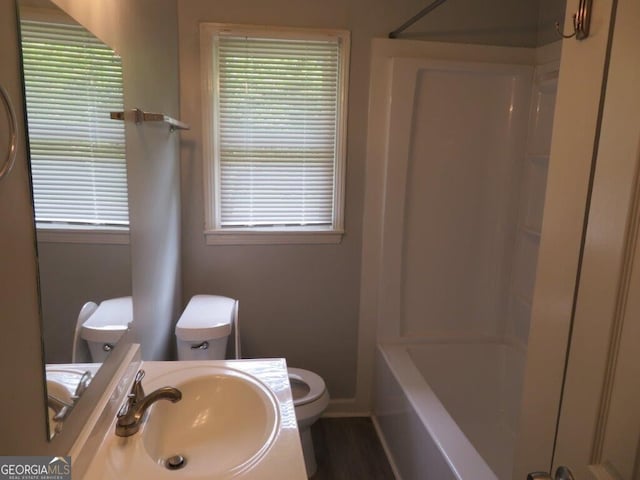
[[363, 39, 559, 479]]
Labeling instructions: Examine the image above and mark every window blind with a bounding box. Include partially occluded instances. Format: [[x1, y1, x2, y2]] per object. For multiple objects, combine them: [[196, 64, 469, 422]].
[[215, 35, 341, 227], [20, 19, 128, 227]]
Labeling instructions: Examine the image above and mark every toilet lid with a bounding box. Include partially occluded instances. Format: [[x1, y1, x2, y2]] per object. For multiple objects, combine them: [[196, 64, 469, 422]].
[[288, 367, 326, 407], [175, 295, 234, 342], [80, 297, 132, 343]]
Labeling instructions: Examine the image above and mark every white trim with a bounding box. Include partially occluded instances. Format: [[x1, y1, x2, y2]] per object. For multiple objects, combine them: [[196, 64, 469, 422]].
[[322, 397, 369, 417], [18, 5, 77, 25], [199, 23, 350, 241], [200, 24, 216, 238], [205, 229, 342, 245], [372, 415, 403, 480], [36, 225, 130, 245], [333, 29, 350, 234]]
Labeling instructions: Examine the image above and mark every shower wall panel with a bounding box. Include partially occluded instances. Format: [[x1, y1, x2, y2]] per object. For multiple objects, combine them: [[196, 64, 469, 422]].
[[396, 62, 532, 338], [506, 63, 559, 346]]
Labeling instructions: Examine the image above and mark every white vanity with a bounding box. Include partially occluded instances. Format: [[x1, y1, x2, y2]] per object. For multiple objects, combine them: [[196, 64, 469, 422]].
[[68, 347, 306, 479]]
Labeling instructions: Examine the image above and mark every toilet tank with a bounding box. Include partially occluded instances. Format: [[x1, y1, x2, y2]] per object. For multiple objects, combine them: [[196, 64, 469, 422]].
[[80, 297, 132, 362], [175, 295, 236, 361]]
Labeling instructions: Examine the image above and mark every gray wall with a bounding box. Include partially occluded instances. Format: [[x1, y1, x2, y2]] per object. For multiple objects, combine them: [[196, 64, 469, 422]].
[[38, 242, 131, 363], [122, 2, 182, 361], [538, 0, 567, 46], [177, 0, 541, 400]]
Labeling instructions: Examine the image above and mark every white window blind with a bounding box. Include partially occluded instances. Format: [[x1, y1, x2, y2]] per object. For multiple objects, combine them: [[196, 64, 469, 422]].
[[20, 19, 128, 227], [214, 32, 344, 228]]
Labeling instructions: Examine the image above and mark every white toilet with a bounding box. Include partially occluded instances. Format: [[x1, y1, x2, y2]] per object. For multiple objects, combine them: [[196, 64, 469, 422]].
[[79, 296, 132, 362], [175, 295, 330, 478], [175, 295, 235, 360], [288, 367, 330, 477]]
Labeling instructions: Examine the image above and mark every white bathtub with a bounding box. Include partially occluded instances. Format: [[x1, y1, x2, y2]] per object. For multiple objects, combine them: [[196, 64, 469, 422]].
[[374, 341, 526, 480]]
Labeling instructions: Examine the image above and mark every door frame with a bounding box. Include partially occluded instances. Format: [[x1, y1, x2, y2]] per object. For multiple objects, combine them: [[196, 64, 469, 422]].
[[551, 0, 640, 476], [514, 0, 618, 477]]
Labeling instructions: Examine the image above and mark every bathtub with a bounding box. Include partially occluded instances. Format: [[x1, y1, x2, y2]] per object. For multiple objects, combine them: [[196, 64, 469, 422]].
[[374, 341, 526, 480]]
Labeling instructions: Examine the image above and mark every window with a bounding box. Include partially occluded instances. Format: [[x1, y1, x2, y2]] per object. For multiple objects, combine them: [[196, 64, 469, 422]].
[[201, 25, 350, 244], [20, 16, 128, 240]]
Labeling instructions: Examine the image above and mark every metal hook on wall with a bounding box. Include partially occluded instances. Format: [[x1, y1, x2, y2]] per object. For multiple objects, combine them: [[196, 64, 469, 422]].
[[556, 0, 593, 40]]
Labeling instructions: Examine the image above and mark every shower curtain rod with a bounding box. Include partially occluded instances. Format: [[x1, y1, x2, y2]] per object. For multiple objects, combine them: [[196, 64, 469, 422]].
[[388, 0, 448, 38]]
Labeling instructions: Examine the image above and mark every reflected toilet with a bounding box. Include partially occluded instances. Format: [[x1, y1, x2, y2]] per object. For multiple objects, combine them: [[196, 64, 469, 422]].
[[79, 296, 132, 362]]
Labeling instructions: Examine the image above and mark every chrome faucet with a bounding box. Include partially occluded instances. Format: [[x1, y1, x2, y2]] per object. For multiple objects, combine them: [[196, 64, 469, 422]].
[[47, 394, 73, 420], [48, 370, 93, 426], [115, 369, 182, 437], [71, 370, 92, 401], [47, 394, 73, 435]]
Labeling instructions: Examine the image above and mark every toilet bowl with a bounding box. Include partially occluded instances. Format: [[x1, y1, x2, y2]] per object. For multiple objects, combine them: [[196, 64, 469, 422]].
[[288, 367, 330, 477]]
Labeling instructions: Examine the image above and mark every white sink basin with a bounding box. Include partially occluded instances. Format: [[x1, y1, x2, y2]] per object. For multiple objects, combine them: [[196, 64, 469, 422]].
[[47, 378, 73, 437], [45, 365, 97, 438], [47, 377, 73, 403], [80, 359, 306, 480], [141, 367, 280, 477]]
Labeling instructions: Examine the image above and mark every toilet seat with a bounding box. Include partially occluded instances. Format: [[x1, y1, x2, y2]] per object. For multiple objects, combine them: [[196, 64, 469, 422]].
[[288, 368, 326, 407], [287, 367, 330, 477]]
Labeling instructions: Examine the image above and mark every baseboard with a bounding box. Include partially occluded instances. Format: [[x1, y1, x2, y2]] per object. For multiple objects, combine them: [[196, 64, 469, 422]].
[[371, 415, 403, 480], [323, 397, 370, 417]]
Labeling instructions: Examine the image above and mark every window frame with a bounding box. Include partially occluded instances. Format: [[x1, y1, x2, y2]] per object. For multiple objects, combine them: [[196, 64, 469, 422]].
[[19, 6, 130, 245], [200, 23, 350, 245]]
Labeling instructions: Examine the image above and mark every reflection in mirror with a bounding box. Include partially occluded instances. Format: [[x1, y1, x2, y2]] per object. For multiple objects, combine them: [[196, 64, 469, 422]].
[[17, 0, 132, 439]]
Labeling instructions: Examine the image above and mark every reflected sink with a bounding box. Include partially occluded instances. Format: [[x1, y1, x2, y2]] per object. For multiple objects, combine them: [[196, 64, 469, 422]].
[[47, 377, 73, 403], [46, 365, 97, 438], [47, 378, 73, 437], [140, 366, 280, 478], [46, 367, 89, 400]]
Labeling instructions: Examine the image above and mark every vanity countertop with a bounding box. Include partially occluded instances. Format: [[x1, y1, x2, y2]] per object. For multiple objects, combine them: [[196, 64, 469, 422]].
[[79, 358, 307, 480]]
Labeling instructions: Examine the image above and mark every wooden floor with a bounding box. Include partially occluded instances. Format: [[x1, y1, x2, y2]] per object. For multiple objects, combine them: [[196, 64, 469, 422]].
[[310, 417, 396, 480]]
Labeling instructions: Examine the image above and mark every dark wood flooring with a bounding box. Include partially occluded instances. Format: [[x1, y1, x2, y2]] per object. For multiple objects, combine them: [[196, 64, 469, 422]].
[[310, 417, 396, 480]]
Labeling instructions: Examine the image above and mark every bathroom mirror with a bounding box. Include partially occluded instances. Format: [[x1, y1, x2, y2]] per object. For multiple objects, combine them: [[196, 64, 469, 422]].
[[16, 0, 133, 439]]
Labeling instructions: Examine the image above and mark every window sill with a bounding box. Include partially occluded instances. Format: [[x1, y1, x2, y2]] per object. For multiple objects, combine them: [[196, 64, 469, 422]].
[[204, 228, 344, 245], [36, 225, 130, 245]]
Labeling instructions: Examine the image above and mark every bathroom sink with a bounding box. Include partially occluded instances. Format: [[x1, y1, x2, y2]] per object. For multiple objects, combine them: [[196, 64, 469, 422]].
[[46, 377, 73, 437], [46, 365, 97, 438], [46, 366, 90, 393], [81, 359, 306, 480], [47, 377, 73, 402], [140, 366, 280, 478]]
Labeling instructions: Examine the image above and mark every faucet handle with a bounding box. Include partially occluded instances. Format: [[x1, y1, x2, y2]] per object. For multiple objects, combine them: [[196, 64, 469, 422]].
[[130, 369, 146, 404], [71, 370, 93, 401], [117, 401, 129, 419], [134, 369, 145, 383], [117, 370, 146, 420]]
